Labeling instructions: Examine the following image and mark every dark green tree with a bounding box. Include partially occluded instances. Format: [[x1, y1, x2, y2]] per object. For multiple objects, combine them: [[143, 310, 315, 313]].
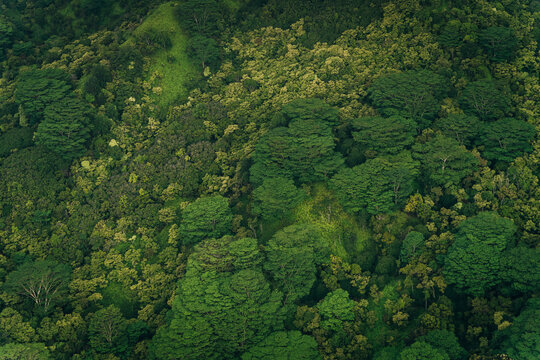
[[34, 96, 93, 161], [14, 69, 72, 125], [88, 305, 129, 356], [273, 98, 340, 128], [443, 212, 516, 295], [368, 70, 448, 128], [432, 114, 480, 147], [400, 341, 450, 360], [250, 101, 344, 186], [317, 289, 355, 332], [459, 79, 510, 121], [496, 299, 540, 360], [477, 118, 535, 164], [502, 246, 540, 294], [400, 231, 425, 264], [252, 177, 305, 222], [479, 27, 518, 62], [417, 330, 467, 360], [413, 134, 478, 188], [265, 224, 329, 303], [179, 195, 233, 245], [0, 16, 13, 60], [330, 152, 419, 215], [176, 0, 221, 37], [150, 237, 283, 359], [241, 331, 321, 360], [187, 35, 220, 71], [3, 260, 71, 314], [352, 116, 417, 156]]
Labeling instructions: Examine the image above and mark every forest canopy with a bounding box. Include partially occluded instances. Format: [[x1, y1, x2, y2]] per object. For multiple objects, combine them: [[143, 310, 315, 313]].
[[0, 0, 538, 359]]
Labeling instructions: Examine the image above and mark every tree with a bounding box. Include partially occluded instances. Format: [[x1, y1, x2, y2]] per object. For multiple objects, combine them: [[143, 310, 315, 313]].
[[443, 212, 516, 295], [432, 114, 480, 147], [416, 330, 467, 360], [273, 98, 340, 128], [368, 70, 448, 129], [3, 260, 71, 314], [14, 69, 72, 125], [150, 237, 283, 359], [252, 177, 305, 222], [352, 116, 417, 156], [400, 231, 425, 264], [317, 289, 355, 332], [0, 343, 50, 360], [0, 16, 13, 60], [330, 152, 419, 215], [88, 305, 129, 355], [187, 35, 220, 71], [250, 101, 344, 186], [479, 27, 518, 62], [413, 134, 478, 188], [34, 96, 93, 161], [496, 299, 540, 360], [179, 195, 233, 245], [502, 246, 540, 294], [459, 80, 510, 121], [241, 331, 321, 360], [176, 0, 221, 37], [265, 224, 328, 303], [400, 341, 450, 360], [477, 118, 535, 164]]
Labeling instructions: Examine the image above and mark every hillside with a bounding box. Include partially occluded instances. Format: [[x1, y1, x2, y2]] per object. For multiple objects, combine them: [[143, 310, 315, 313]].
[[0, 0, 539, 359]]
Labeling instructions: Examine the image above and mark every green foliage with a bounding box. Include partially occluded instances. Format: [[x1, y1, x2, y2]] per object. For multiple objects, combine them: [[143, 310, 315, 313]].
[[0, 127, 34, 158], [443, 212, 516, 295], [330, 152, 419, 215], [416, 330, 467, 360], [0, 16, 13, 59], [88, 305, 129, 355], [150, 236, 283, 359], [352, 116, 417, 156], [252, 177, 305, 222], [176, 0, 222, 37], [459, 79, 511, 121], [413, 134, 478, 188], [479, 26, 518, 62], [368, 70, 448, 129], [179, 195, 233, 245], [477, 118, 535, 164], [241, 331, 321, 360], [0, 343, 50, 360], [496, 299, 540, 360], [265, 224, 328, 303], [3, 260, 71, 314], [187, 35, 220, 71], [34, 96, 93, 161], [399, 341, 450, 360], [502, 246, 540, 294], [400, 231, 425, 264], [317, 289, 355, 332], [432, 114, 480, 147], [250, 100, 344, 186], [14, 69, 72, 125]]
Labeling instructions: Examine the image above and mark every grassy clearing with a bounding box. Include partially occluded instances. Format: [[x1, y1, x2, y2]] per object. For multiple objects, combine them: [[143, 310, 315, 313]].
[[294, 184, 371, 261], [129, 2, 197, 107]]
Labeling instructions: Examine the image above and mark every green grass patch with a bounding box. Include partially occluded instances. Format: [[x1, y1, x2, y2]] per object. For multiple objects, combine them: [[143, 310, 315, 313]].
[[294, 184, 371, 261], [129, 2, 198, 107]]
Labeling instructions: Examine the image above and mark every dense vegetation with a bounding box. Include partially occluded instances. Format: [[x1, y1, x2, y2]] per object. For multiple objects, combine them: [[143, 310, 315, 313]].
[[0, 0, 539, 359]]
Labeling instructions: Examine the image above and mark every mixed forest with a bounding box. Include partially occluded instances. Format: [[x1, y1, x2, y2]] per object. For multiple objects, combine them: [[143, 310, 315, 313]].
[[0, 0, 539, 359]]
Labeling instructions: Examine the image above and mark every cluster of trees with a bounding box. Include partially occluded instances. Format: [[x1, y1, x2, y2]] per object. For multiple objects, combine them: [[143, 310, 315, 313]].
[[0, 0, 538, 359]]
